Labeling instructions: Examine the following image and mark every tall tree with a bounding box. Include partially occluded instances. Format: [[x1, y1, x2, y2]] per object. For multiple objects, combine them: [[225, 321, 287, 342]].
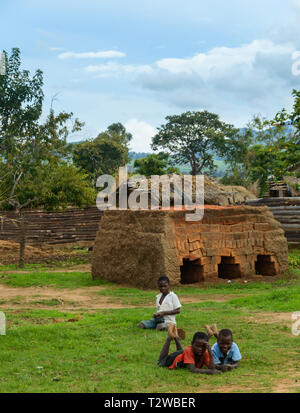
[[221, 90, 300, 194], [73, 123, 132, 182], [221, 127, 254, 187], [151, 110, 238, 175], [0, 48, 95, 267]]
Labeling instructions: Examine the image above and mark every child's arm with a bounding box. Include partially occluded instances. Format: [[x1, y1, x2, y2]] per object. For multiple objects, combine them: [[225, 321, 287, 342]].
[[186, 344, 220, 375], [186, 364, 220, 375], [215, 361, 239, 372], [206, 343, 216, 370], [153, 307, 181, 318]]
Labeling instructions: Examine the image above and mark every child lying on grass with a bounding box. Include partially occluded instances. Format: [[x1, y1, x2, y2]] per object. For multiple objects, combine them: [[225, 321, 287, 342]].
[[138, 276, 184, 336], [206, 325, 242, 372], [157, 331, 220, 375]]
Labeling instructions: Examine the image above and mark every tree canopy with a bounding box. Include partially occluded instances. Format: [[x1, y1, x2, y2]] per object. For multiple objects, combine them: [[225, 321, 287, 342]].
[[220, 89, 300, 194], [151, 110, 238, 175], [0, 48, 96, 266], [72, 123, 132, 182], [133, 152, 179, 176], [0, 49, 95, 213]]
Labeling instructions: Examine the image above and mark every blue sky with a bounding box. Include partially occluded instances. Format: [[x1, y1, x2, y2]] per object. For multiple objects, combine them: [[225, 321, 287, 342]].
[[1, 0, 300, 151]]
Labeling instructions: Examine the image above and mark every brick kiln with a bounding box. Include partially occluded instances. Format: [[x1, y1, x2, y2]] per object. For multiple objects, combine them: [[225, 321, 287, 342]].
[[92, 205, 289, 288]]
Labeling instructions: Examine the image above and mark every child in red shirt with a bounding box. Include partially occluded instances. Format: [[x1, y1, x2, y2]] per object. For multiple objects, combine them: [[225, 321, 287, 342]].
[[157, 331, 220, 374]]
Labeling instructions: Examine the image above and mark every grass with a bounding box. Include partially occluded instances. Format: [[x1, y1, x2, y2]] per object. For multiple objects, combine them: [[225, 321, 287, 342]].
[[1, 305, 299, 393], [289, 249, 300, 268], [0, 247, 298, 392], [0, 271, 110, 289]]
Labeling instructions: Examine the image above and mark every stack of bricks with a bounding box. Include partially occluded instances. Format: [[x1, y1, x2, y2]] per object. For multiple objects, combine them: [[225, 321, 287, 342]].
[[92, 205, 289, 288], [172, 205, 288, 282]]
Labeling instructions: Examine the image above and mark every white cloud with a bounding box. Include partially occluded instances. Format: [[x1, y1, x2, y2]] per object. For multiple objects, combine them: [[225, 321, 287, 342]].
[[82, 38, 299, 127], [133, 39, 298, 116], [125, 119, 157, 152], [83, 40, 297, 99], [58, 50, 126, 59], [85, 61, 152, 77], [155, 40, 292, 76]]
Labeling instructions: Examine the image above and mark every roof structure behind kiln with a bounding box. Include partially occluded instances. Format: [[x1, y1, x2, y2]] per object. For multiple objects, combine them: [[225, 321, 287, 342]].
[[92, 205, 289, 288]]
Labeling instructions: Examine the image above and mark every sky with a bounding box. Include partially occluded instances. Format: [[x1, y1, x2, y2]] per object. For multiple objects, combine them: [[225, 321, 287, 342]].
[[1, 0, 300, 152]]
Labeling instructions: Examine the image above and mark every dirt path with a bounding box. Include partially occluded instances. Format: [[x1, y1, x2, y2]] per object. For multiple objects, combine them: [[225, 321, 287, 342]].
[[0, 282, 246, 310], [0, 283, 294, 324], [0, 264, 92, 274], [0, 284, 132, 310], [245, 312, 294, 325]]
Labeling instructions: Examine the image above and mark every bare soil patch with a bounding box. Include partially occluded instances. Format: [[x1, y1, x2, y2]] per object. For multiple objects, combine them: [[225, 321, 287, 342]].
[[0, 240, 90, 265], [245, 311, 294, 325], [0, 263, 92, 274], [0, 284, 136, 310], [0, 283, 243, 310], [272, 377, 300, 393]]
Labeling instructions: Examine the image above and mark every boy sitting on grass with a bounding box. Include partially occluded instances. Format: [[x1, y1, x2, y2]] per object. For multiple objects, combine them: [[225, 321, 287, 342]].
[[208, 327, 242, 372], [138, 276, 184, 337], [157, 331, 220, 375]]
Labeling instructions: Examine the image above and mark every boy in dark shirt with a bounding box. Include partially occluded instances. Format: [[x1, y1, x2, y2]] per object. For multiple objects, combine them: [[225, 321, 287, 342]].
[[157, 331, 220, 375]]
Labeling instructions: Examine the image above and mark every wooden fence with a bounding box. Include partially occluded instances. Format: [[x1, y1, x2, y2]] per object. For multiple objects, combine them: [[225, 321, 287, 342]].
[[1, 199, 299, 246], [245, 197, 300, 244], [0, 207, 103, 246]]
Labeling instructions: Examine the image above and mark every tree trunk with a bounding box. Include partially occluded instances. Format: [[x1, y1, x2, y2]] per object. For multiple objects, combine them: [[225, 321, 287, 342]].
[[18, 212, 26, 269]]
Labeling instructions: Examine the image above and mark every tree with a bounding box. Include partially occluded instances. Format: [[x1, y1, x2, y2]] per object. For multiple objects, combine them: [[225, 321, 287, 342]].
[[151, 111, 238, 175], [221, 128, 254, 187], [133, 152, 179, 176], [73, 123, 132, 182], [106, 122, 133, 143], [0, 48, 95, 267], [221, 90, 300, 194]]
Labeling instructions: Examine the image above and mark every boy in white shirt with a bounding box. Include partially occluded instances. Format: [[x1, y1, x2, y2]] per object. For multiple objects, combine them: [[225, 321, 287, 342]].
[[138, 276, 183, 333]]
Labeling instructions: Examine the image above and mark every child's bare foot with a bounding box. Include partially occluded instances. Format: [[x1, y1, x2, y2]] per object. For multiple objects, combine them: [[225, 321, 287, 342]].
[[168, 324, 178, 338], [205, 324, 214, 338], [177, 328, 186, 340], [210, 324, 218, 338]]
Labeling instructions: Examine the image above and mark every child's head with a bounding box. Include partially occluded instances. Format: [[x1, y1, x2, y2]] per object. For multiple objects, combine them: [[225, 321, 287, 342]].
[[158, 276, 170, 295], [191, 332, 209, 357], [217, 329, 233, 355]]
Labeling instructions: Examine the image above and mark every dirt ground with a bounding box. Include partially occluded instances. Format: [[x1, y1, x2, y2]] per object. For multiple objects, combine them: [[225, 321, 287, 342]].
[[0, 282, 245, 310], [0, 240, 90, 265]]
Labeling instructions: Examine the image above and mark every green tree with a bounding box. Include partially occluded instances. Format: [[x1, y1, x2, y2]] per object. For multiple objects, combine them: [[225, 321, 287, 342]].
[[0, 48, 95, 267], [133, 152, 179, 176], [151, 110, 238, 175], [222, 90, 300, 195], [221, 127, 254, 187], [73, 123, 131, 182]]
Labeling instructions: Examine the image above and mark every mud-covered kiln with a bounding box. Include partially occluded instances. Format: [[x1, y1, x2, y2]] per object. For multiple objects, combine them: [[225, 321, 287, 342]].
[[92, 206, 289, 288]]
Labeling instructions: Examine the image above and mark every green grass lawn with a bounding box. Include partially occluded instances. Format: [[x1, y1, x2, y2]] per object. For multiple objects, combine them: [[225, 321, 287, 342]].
[[0, 249, 299, 393]]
